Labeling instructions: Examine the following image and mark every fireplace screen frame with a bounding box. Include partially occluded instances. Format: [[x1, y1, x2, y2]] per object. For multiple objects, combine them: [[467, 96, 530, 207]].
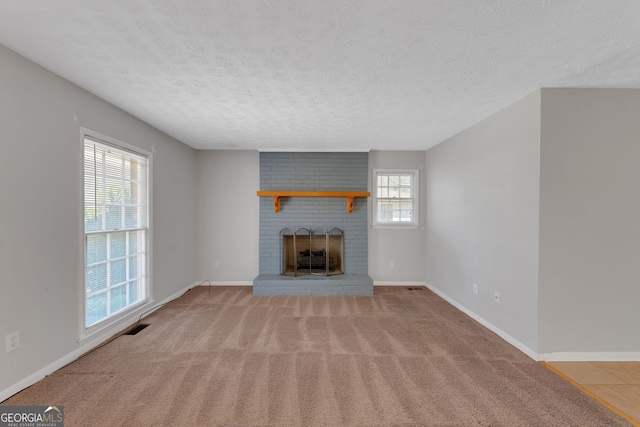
[[280, 227, 345, 276]]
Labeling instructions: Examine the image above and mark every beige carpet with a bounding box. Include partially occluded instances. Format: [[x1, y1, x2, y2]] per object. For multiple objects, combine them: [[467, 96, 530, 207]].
[[2, 286, 633, 426]]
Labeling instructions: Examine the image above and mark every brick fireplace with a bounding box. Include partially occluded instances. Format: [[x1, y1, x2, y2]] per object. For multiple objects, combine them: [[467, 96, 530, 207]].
[[253, 152, 373, 295]]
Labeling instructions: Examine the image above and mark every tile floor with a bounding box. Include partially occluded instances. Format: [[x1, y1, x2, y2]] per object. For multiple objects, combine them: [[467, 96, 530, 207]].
[[546, 362, 640, 426]]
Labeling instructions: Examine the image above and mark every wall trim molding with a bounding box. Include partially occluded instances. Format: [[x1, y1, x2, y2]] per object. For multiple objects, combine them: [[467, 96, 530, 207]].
[[0, 282, 194, 403], [374, 281, 428, 287], [425, 283, 540, 361], [539, 352, 640, 362]]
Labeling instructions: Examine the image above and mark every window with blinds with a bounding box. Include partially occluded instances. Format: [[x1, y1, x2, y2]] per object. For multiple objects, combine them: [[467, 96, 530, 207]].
[[373, 169, 419, 227], [83, 135, 149, 328]]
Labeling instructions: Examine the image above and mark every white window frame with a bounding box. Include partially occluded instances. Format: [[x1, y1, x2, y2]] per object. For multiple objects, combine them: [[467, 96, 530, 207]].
[[372, 169, 419, 228], [79, 128, 153, 340]]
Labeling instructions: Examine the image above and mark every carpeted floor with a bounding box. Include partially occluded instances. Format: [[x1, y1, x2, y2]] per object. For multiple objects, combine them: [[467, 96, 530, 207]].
[[2, 286, 633, 426]]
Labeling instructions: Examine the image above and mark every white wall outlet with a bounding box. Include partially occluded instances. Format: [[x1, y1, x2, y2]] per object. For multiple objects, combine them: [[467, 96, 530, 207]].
[[6, 331, 19, 353], [388, 261, 395, 269], [213, 261, 219, 269], [494, 291, 500, 303], [472, 284, 478, 295]]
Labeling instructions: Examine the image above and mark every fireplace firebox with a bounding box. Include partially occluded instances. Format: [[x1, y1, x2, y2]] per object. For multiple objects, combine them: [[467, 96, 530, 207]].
[[281, 227, 344, 276]]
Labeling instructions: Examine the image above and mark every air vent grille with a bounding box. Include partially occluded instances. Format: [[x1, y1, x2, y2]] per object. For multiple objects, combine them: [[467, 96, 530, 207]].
[[125, 324, 149, 335]]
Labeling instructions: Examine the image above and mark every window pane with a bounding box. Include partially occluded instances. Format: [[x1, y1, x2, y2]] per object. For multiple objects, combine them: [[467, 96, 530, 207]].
[[110, 232, 126, 258], [105, 206, 122, 230], [402, 200, 413, 221], [110, 284, 127, 313], [128, 280, 138, 304], [388, 175, 399, 187], [85, 208, 102, 232], [124, 159, 137, 181], [87, 264, 107, 293], [129, 255, 138, 278], [399, 200, 411, 210], [84, 177, 103, 232], [105, 179, 123, 204], [86, 293, 107, 326], [110, 259, 127, 286], [400, 175, 411, 186], [87, 235, 107, 264], [104, 152, 123, 178], [124, 181, 136, 204], [128, 232, 138, 254], [392, 200, 401, 221], [400, 187, 411, 198], [124, 206, 137, 229], [377, 201, 393, 222]]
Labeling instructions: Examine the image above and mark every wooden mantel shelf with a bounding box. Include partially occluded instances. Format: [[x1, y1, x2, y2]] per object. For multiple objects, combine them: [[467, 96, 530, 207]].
[[257, 191, 370, 213]]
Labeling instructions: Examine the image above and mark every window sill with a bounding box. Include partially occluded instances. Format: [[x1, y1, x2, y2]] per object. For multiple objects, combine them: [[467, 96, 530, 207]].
[[372, 223, 421, 229], [78, 299, 152, 342]]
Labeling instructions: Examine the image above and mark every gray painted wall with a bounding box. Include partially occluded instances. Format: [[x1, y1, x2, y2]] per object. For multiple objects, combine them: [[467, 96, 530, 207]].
[[538, 88, 640, 354], [0, 45, 197, 397], [194, 150, 429, 284], [195, 150, 260, 282], [424, 91, 541, 352], [368, 151, 427, 282]]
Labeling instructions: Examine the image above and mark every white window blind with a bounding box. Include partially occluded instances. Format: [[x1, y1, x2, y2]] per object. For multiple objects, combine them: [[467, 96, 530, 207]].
[[84, 136, 149, 327]]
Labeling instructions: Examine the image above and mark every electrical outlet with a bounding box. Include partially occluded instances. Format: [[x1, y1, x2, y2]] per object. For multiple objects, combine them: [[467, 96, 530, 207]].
[[389, 261, 395, 269], [6, 331, 19, 353], [494, 291, 500, 303], [213, 261, 219, 269], [472, 284, 478, 295]]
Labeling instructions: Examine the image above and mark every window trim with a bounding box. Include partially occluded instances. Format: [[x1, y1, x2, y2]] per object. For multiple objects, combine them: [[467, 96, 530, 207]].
[[78, 128, 153, 340], [372, 169, 419, 228]]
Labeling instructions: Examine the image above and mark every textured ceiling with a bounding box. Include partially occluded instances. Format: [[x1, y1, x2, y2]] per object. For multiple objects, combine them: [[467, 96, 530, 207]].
[[1, 1, 640, 151]]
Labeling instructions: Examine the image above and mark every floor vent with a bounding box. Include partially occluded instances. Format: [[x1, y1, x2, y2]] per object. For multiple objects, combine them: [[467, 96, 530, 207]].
[[125, 324, 149, 335], [407, 287, 424, 291]]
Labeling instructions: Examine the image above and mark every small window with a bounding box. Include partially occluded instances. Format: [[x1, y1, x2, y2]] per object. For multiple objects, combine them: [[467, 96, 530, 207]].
[[373, 169, 419, 227], [83, 132, 150, 329]]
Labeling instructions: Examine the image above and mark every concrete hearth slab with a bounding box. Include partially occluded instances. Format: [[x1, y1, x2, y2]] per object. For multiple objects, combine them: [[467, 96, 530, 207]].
[[253, 274, 373, 296]]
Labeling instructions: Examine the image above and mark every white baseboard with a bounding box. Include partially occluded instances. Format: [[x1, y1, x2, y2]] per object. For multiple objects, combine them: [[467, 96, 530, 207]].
[[424, 284, 640, 362], [374, 281, 427, 287], [1, 348, 81, 403], [539, 352, 640, 362], [196, 281, 253, 286], [0, 282, 194, 403], [425, 283, 540, 361]]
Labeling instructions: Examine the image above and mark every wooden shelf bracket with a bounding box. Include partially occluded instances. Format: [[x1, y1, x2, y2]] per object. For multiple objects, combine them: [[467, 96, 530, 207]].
[[257, 191, 370, 213]]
